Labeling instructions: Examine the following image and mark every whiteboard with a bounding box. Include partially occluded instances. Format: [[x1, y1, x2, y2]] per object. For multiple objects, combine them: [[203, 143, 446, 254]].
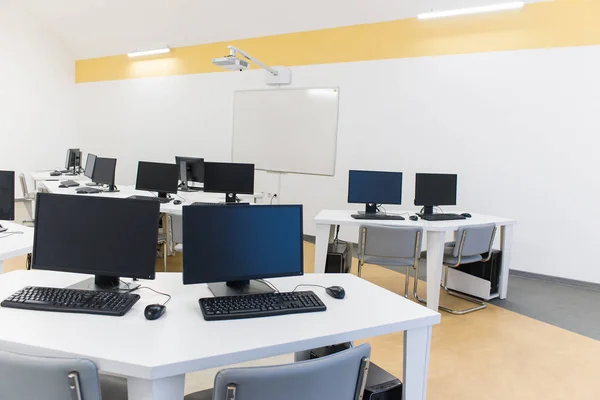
[[232, 88, 339, 176]]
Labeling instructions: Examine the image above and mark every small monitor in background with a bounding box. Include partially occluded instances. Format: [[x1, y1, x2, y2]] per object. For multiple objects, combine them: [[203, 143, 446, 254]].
[[414, 173, 458, 215], [32, 193, 160, 291], [203, 162, 255, 203], [64, 149, 81, 175], [135, 161, 180, 198], [175, 156, 204, 192], [84, 153, 97, 179], [92, 157, 118, 192], [183, 204, 304, 297], [348, 170, 403, 215], [0, 171, 15, 221]]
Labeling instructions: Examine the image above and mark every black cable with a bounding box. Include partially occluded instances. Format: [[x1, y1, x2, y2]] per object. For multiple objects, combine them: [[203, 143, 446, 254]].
[[129, 286, 172, 306], [269, 194, 278, 205], [292, 284, 328, 293], [257, 279, 280, 293]]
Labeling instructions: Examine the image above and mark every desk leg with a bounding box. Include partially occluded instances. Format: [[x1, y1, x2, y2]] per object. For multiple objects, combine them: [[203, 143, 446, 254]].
[[499, 225, 514, 299], [404, 326, 432, 400], [128, 375, 185, 400], [314, 224, 335, 274], [425, 231, 445, 311]]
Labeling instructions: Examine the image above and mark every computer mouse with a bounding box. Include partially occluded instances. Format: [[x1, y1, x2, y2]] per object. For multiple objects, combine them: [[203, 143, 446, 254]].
[[325, 286, 346, 300], [461, 213, 472, 218], [50, 171, 62, 177], [144, 304, 166, 320], [58, 185, 67, 188], [173, 200, 182, 205], [409, 215, 419, 221]]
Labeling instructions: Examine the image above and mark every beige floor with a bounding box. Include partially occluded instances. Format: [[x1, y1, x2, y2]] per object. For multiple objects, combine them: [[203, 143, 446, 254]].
[[4, 241, 600, 399]]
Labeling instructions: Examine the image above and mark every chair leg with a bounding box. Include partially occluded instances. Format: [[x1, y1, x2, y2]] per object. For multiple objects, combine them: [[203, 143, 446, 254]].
[[357, 260, 363, 278], [438, 265, 486, 315], [163, 242, 168, 272], [413, 260, 427, 305], [403, 266, 410, 298]]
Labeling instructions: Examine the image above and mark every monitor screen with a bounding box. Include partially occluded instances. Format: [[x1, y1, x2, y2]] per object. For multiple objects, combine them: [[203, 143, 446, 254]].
[[65, 148, 80, 170], [183, 205, 304, 284], [84, 153, 97, 179], [203, 162, 254, 195], [414, 173, 458, 206], [348, 170, 403, 205], [33, 193, 159, 279], [92, 157, 117, 186], [0, 171, 15, 221], [176, 156, 204, 183], [135, 161, 179, 194]]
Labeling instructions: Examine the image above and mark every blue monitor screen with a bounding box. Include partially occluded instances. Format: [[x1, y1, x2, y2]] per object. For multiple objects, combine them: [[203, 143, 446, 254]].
[[182, 205, 304, 284], [348, 170, 403, 205]]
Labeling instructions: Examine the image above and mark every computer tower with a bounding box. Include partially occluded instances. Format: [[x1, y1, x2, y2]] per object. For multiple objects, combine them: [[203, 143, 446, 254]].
[[456, 250, 502, 294], [325, 241, 352, 274], [310, 344, 402, 400]]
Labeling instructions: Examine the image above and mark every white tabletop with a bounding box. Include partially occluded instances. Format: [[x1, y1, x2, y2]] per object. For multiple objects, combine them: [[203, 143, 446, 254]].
[[315, 209, 516, 231], [0, 271, 440, 380], [0, 222, 34, 261], [31, 171, 90, 182], [39, 182, 263, 214]]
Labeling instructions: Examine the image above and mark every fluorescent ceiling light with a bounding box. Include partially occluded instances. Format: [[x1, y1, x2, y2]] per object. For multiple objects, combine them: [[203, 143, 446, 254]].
[[418, 2, 525, 20], [127, 48, 171, 58]]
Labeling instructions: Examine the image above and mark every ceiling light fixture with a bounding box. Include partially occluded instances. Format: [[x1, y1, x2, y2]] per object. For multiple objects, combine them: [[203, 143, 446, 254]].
[[127, 48, 171, 58], [418, 1, 525, 20]]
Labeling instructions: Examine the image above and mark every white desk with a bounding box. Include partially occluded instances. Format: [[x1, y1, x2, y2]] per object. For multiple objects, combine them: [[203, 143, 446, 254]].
[[0, 271, 440, 400], [0, 222, 34, 273], [314, 210, 516, 312], [31, 171, 90, 190], [39, 181, 263, 215]]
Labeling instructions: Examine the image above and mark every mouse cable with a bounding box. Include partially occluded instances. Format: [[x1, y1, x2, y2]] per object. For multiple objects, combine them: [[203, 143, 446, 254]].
[[291, 284, 328, 293], [119, 279, 171, 306]]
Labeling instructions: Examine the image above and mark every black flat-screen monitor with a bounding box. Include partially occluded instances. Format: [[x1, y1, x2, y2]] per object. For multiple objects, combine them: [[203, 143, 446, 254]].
[[414, 173, 458, 215], [92, 157, 117, 191], [0, 171, 15, 221], [84, 153, 97, 179], [183, 204, 304, 296], [203, 162, 254, 203], [175, 156, 204, 188], [33, 193, 160, 290], [135, 161, 179, 198], [348, 170, 403, 214], [65, 149, 81, 172]]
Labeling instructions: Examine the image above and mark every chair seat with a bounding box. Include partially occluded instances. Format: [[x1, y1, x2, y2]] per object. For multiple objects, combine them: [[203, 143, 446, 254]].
[[99, 374, 128, 400], [421, 245, 483, 266], [363, 256, 415, 267], [185, 388, 213, 400]]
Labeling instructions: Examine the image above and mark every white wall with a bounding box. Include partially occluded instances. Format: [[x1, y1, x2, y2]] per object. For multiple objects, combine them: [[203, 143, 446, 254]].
[[0, 1, 77, 196], [76, 45, 600, 284]]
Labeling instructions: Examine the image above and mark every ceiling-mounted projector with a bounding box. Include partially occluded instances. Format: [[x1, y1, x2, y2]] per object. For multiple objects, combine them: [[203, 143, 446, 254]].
[[212, 45, 292, 85], [212, 56, 250, 71]]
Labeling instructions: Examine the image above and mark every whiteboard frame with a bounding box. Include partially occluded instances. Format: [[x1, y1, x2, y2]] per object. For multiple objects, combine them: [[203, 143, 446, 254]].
[[231, 87, 340, 176]]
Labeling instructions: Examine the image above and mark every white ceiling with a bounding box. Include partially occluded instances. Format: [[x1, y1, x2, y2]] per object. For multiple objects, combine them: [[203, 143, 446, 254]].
[[18, 0, 544, 60]]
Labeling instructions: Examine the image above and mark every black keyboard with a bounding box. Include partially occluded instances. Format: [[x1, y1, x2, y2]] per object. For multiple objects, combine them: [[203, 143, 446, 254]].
[[351, 214, 405, 220], [199, 291, 327, 321], [418, 213, 466, 221], [1, 286, 140, 317], [191, 202, 220, 206], [60, 180, 80, 187], [128, 195, 172, 204], [76, 187, 103, 194]]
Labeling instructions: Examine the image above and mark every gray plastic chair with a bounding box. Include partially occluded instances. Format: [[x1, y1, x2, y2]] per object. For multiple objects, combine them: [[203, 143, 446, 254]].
[[418, 223, 497, 315], [17, 173, 35, 225], [358, 225, 423, 298], [184, 344, 371, 400], [0, 349, 128, 400]]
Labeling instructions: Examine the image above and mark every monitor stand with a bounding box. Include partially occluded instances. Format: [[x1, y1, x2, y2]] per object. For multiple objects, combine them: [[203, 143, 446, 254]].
[[225, 193, 237, 204], [417, 205, 434, 217], [67, 275, 139, 292], [208, 280, 274, 297], [357, 203, 382, 216], [158, 192, 168, 199], [64, 168, 79, 176], [86, 182, 101, 187], [104, 184, 119, 193]]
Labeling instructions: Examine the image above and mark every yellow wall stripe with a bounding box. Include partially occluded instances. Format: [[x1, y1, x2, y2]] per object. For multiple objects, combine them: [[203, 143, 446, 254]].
[[76, 1, 600, 83]]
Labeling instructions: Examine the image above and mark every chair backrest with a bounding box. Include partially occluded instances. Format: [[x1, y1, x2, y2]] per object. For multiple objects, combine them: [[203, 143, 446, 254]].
[[171, 214, 183, 244], [454, 223, 496, 257], [359, 225, 423, 260], [211, 344, 371, 400], [0, 349, 102, 400], [19, 173, 30, 198]]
